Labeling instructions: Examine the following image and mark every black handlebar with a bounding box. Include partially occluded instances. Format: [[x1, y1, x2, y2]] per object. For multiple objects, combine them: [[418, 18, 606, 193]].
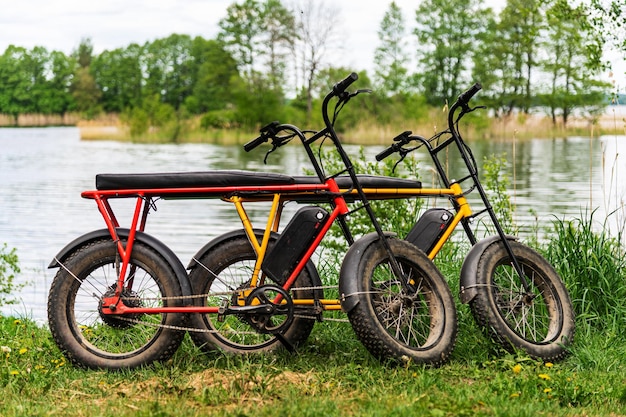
[[243, 134, 267, 152], [377, 83, 483, 161], [376, 131, 412, 161], [375, 146, 396, 162], [243, 121, 280, 152], [457, 82, 482, 107], [245, 73, 359, 154], [333, 72, 359, 96]]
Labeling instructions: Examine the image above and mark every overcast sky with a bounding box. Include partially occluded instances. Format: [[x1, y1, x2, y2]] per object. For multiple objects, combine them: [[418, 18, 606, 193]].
[[0, 0, 623, 89]]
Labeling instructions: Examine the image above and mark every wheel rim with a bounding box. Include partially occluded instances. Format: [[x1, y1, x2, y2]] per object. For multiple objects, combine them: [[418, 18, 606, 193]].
[[200, 258, 278, 350], [370, 259, 444, 350], [492, 259, 562, 344], [68, 257, 167, 358]]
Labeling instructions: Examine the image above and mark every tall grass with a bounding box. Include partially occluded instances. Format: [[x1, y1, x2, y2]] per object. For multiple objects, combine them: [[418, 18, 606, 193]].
[[544, 210, 626, 338]]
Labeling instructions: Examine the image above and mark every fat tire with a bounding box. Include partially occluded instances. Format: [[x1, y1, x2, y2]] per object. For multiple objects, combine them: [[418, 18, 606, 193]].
[[47, 239, 186, 370], [188, 235, 318, 354], [347, 238, 457, 366], [469, 240, 575, 361]]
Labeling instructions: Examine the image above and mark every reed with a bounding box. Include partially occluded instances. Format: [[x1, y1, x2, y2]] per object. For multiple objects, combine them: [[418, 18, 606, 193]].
[[67, 107, 625, 144]]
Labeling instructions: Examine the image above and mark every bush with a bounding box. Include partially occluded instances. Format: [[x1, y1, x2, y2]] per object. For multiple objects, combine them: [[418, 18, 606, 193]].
[[200, 109, 239, 129], [0, 244, 22, 307]]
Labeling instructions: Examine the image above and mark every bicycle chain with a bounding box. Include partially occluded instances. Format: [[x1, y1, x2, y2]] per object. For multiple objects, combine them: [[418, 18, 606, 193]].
[[114, 310, 349, 334]]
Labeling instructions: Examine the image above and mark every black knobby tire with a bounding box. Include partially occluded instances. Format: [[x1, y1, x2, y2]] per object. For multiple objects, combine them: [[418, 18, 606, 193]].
[[47, 239, 187, 370], [347, 238, 457, 366], [188, 235, 318, 354], [470, 240, 575, 361]]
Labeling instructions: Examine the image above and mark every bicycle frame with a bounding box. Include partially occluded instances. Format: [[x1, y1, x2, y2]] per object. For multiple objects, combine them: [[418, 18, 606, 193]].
[[84, 175, 473, 317]]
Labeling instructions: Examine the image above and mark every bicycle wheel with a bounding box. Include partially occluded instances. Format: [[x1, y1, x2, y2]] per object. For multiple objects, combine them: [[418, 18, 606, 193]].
[[470, 240, 575, 361], [188, 235, 319, 354], [347, 238, 457, 366], [47, 239, 187, 370]]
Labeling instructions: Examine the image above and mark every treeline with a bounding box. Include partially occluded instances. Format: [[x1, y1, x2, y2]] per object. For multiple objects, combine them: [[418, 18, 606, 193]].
[[0, 0, 619, 138]]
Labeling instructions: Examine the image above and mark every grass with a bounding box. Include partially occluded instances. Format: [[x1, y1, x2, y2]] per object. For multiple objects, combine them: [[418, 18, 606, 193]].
[[1, 304, 626, 416], [2, 208, 626, 416]]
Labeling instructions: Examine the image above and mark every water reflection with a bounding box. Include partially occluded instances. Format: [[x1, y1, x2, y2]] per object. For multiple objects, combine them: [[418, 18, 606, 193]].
[[0, 127, 624, 321]]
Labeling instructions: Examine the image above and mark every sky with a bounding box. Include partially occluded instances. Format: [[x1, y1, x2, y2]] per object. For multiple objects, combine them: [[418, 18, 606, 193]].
[[0, 0, 623, 91]]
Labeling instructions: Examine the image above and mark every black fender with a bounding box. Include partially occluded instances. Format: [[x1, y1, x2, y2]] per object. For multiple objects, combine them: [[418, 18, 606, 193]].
[[459, 234, 517, 304], [187, 228, 324, 298], [339, 231, 396, 313], [49, 228, 192, 304]]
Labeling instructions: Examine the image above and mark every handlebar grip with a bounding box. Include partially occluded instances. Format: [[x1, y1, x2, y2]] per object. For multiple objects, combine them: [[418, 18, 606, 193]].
[[333, 72, 358, 95], [458, 82, 482, 105], [375, 145, 396, 161], [243, 134, 267, 152]]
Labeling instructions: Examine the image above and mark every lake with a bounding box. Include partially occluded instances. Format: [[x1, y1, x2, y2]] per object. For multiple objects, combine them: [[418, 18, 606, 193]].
[[1, 127, 625, 322]]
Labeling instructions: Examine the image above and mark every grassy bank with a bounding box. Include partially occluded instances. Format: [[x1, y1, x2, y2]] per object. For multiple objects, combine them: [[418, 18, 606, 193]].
[[1, 304, 625, 416], [2, 208, 626, 416]]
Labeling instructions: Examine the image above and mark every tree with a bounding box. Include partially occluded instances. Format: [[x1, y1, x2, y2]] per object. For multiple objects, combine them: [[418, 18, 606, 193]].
[[143, 34, 194, 110], [413, 0, 489, 105], [588, 0, 626, 67], [46, 50, 76, 116], [218, 0, 265, 79], [260, 0, 297, 91], [472, 0, 544, 116], [539, 0, 609, 125], [91, 43, 144, 113], [505, 0, 544, 113], [292, 0, 342, 121], [70, 38, 101, 116], [187, 38, 240, 114], [374, 2, 409, 95], [0, 46, 33, 123]]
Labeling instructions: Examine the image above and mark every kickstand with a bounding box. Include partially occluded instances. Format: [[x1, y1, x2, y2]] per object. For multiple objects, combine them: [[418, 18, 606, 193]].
[[275, 333, 295, 353]]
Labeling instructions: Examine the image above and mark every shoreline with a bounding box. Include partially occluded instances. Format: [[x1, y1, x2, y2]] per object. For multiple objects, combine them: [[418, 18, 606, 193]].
[[1, 109, 624, 144]]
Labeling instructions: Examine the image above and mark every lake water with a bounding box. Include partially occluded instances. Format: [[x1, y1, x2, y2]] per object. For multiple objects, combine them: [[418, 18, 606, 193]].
[[1, 127, 625, 322]]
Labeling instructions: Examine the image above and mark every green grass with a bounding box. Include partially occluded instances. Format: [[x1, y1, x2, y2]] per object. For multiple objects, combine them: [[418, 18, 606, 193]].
[[2, 208, 626, 416], [1, 309, 626, 417]]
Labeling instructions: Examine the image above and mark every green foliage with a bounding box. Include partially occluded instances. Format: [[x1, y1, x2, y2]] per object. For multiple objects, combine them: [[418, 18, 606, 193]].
[[188, 38, 240, 114], [233, 74, 286, 129], [544, 210, 626, 337], [0, 0, 617, 129], [482, 153, 516, 234], [91, 43, 144, 113], [70, 67, 101, 118], [374, 2, 410, 94], [306, 147, 424, 256], [0, 244, 22, 307], [413, 0, 490, 105], [143, 34, 195, 111], [538, 0, 610, 126], [200, 109, 239, 129]]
